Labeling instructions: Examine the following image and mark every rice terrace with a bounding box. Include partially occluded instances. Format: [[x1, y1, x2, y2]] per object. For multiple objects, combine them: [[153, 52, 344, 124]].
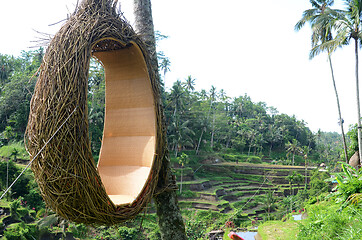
[[2, 0, 362, 239]]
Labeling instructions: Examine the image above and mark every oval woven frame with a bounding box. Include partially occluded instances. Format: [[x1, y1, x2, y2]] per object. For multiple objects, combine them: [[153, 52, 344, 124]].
[[26, 0, 165, 225]]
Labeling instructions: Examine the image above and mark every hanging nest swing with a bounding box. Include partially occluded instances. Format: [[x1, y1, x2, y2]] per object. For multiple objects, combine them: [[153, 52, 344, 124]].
[[26, 0, 165, 225]]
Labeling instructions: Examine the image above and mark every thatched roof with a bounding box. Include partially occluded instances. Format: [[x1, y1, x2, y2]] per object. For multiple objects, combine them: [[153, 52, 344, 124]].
[[26, 0, 165, 225]]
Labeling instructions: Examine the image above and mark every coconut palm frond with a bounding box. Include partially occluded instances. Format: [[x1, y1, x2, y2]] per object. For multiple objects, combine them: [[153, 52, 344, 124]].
[[348, 193, 362, 205]]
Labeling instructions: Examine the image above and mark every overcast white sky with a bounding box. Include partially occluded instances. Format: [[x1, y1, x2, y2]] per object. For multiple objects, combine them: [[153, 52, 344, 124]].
[[0, 0, 358, 133]]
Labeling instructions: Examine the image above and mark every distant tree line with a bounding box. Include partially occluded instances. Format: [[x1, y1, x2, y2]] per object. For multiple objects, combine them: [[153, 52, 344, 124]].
[[163, 78, 316, 158]]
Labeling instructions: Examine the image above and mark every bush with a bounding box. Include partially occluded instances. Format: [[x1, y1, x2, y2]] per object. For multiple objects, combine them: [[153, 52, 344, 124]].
[[297, 201, 352, 239], [0, 142, 28, 160], [221, 153, 238, 162], [185, 217, 208, 239], [118, 226, 142, 240], [4, 222, 39, 240], [338, 177, 362, 201], [247, 156, 262, 164], [24, 188, 44, 210], [308, 170, 330, 197], [70, 223, 89, 238], [94, 226, 119, 240], [178, 189, 197, 198]]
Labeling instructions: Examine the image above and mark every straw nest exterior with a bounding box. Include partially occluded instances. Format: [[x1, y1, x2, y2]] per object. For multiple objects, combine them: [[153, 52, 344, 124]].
[[25, 0, 165, 225]]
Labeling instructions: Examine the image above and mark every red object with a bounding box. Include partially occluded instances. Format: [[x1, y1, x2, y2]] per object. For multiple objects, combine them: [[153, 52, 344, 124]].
[[228, 231, 245, 240]]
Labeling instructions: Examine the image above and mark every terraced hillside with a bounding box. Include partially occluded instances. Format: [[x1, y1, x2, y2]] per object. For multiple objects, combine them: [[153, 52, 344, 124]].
[[175, 162, 315, 221]]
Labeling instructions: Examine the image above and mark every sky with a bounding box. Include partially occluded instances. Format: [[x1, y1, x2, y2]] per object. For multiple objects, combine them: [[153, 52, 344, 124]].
[[0, 0, 358, 133]]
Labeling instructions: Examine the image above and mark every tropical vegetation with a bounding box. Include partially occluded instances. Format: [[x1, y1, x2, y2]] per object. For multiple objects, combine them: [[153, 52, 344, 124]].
[[3, 0, 362, 239]]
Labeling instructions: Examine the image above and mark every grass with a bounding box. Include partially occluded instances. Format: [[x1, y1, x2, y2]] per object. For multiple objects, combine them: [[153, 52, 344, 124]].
[[258, 220, 299, 240], [0, 142, 28, 160], [179, 199, 229, 206], [218, 161, 309, 169], [177, 179, 209, 184], [297, 200, 362, 239]]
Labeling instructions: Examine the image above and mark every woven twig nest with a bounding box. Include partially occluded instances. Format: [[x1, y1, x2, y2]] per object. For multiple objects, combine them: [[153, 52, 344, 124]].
[[26, 0, 165, 225]]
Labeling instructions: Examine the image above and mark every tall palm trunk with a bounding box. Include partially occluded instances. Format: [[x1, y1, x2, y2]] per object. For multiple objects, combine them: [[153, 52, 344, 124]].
[[328, 55, 349, 163], [210, 114, 215, 148], [354, 38, 362, 163], [196, 98, 213, 154], [133, 1, 187, 239], [195, 127, 204, 155]]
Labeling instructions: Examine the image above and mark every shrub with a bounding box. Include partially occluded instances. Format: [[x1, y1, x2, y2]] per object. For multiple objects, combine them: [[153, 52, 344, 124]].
[[297, 201, 351, 239], [70, 223, 89, 238], [24, 188, 44, 210], [247, 156, 262, 164], [308, 170, 330, 197], [118, 226, 142, 240], [4, 222, 39, 240], [178, 190, 197, 198]]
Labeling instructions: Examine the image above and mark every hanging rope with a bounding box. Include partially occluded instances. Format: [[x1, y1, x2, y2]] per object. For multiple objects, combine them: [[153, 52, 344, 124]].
[[0, 107, 78, 201]]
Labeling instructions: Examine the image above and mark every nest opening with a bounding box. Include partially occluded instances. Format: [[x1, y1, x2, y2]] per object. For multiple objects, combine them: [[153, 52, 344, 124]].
[[93, 40, 156, 206]]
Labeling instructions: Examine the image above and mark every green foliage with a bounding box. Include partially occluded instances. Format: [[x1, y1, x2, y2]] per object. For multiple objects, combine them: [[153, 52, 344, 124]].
[[330, 162, 362, 205], [118, 226, 143, 240], [246, 156, 262, 164], [24, 187, 44, 210], [182, 210, 227, 239], [4, 222, 38, 240], [315, 131, 344, 165], [0, 142, 27, 160], [9, 198, 21, 219], [0, 159, 17, 190], [177, 152, 189, 167], [88, 58, 105, 157], [232, 210, 249, 227], [308, 170, 330, 197], [0, 159, 44, 209], [258, 220, 299, 240], [346, 124, 359, 158], [278, 195, 299, 214], [69, 223, 89, 238], [0, 50, 42, 144], [162, 77, 316, 160], [178, 189, 197, 198], [94, 226, 119, 240], [297, 201, 357, 240]]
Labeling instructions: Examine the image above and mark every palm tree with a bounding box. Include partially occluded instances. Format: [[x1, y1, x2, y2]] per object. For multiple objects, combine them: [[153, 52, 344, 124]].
[[295, 0, 349, 163], [160, 57, 171, 82], [168, 80, 184, 118], [337, 0, 362, 163], [209, 86, 218, 148], [267, 125, 282, 156], [265, 189, 276, 221], [169, 119, 195, 157], [286, 139, 301, 165], [286, 173, 295, 195], [247, 129, 258, 156], [294, 173, 304, 193], [302, 146, 310, 185], [182, 75, 195, 91], [133, 0, 187, 238]]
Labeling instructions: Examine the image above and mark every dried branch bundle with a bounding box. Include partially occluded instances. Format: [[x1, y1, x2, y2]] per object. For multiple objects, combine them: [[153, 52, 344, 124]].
[[26, 0, 165, 225]]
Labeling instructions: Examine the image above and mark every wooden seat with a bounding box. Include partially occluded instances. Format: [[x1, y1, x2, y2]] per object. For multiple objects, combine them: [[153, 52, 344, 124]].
[[93, 43, 156, 206], [98, 166, 151, 205]]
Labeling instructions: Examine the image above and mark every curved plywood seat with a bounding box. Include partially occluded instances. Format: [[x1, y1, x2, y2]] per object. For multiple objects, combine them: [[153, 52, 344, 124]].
[[93, 44, 156, 206]]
